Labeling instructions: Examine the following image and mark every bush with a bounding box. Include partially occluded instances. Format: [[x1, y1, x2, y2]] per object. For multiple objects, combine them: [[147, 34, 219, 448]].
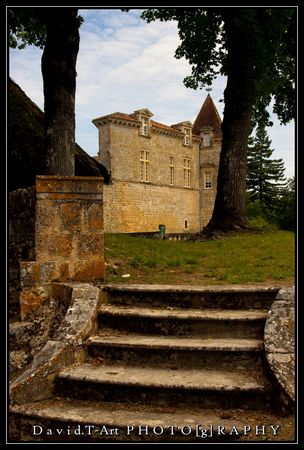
[[249, 216, 278, 231]]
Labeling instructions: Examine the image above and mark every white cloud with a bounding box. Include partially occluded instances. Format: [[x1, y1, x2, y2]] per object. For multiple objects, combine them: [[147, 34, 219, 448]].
[[8, 8, 295, 178]]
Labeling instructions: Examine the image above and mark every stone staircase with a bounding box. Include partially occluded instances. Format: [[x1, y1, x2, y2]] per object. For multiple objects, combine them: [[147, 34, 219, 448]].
[[10, 284, 281, 442]]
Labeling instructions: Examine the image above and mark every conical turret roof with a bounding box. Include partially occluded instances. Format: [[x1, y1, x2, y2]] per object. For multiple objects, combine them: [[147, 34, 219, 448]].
[[193, 94, 222, 138]]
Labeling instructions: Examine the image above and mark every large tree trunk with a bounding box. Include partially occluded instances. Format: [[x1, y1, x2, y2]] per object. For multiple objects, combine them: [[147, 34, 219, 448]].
[[203, 76, 253, 234], [41, 8, 79, 175], [202, 9, 256, 235]]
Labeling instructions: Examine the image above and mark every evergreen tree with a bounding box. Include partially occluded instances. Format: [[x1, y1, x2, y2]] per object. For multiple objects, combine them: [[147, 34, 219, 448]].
[[247, 126, 287, 221], [274, 177, 295, 230]]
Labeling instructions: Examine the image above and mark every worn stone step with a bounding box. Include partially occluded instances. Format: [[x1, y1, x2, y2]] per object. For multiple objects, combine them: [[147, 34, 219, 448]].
[[98, 305, 269, 321], [55, 363, 273, 410], [57, 363, 270, 391], [100, 284, 279, 310], [9, 399, 246, 442], [87, 335, 263, 369], [97, 305, 267, 338]]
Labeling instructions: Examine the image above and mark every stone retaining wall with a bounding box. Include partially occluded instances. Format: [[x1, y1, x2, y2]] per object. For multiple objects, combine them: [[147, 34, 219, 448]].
[[10, 283, 100, 406], [264, 287, 295, 404], [9, 187, 36, 320]]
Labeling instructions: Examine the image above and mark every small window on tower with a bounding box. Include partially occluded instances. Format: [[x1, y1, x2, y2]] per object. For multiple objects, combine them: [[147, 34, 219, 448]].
[[204, 171, 212, 189], [203, 133, 211, 147]]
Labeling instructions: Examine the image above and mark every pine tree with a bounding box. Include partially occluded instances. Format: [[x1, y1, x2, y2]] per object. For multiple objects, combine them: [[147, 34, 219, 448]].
[[247, 126, 287, 221], [274, 177, 295, 230]]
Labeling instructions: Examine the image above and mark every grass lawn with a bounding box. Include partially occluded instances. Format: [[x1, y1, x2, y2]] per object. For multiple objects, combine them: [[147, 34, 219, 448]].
[[104, 230, 295, 286]]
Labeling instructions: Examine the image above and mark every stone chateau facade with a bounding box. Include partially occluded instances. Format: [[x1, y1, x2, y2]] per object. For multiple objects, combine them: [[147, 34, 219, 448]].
[[93, 94, 222, 234]]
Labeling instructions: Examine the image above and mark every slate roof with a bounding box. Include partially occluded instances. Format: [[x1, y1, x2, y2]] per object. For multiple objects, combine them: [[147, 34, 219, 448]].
[[192, 94, 222, 138]]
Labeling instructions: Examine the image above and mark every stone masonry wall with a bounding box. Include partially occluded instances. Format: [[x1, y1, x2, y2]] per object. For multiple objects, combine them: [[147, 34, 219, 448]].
[[103, 181, 200, 233], [97, 121, 202, 233], [9, 187, 36, 320], [20, 176, 105, 316], [107, 125, 200, 188]]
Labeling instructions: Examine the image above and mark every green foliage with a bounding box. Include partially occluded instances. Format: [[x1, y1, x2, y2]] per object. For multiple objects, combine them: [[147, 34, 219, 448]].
[[247, 126, 287, 222], [8, 7, 84, 50], [141, 8, 296, 125], [246, 176, 295, 231], [8, 8, 47, 49], [273, 177, 295, 230]]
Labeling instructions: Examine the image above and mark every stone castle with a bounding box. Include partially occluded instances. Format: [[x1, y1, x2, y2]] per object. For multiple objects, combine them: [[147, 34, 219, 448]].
[[93, 94, 222, 234]]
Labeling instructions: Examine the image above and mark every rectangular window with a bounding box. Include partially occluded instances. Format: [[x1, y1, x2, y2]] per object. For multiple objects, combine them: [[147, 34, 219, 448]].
[[203, 133, 211, 147], [184, 128, 190, 146], [169, 156, 174, 185], [183, 158, 191, 188], [140, 117, 149, 136], [204, 171, 212, 189], [140, 151, 149, 182]]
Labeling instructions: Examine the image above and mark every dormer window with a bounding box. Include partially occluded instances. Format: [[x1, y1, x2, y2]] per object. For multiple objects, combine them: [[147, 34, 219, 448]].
[[133, 109, 153, 138], [184, 128, 191, 146], [171, 121, 193, 146], [140, 117, 149, 136]]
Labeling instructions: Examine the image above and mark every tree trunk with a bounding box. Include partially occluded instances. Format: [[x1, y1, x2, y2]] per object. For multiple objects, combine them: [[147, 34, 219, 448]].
[[202, 9, 258, 235], [41, 8, 79, 175], [203, 75, 253, 234]]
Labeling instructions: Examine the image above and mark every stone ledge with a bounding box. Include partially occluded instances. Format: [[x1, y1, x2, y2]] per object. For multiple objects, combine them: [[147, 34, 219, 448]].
[[100, 283, 281, 294], [264, 287, 295, 402], [9, 283, 99, 406]]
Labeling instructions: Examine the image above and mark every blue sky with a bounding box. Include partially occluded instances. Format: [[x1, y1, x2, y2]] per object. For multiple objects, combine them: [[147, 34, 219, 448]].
[[9, 8, 295, 178]]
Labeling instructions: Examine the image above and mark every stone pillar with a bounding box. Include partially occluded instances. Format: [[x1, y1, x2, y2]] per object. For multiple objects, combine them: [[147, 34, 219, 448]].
[[20, 176, 105, 317]]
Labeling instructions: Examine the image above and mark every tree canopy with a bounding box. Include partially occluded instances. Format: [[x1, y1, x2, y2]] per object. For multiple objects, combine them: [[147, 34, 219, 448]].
[[8, 8, 83, 50], [142, 8, 295, 127], [142, 8, 296, 233]]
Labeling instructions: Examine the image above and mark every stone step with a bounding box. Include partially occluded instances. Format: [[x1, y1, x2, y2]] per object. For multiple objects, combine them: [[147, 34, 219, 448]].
[[55, 363, 273, 410], [10, 399, 246, 442], [100, 284, 279, 310], [87, 335, 263, 369], [98, 305, 269, 320], [97, 305, 267, 338]]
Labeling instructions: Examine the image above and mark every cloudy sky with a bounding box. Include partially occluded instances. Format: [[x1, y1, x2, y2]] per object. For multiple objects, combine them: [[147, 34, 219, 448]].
[[9, 8, 295, 178]]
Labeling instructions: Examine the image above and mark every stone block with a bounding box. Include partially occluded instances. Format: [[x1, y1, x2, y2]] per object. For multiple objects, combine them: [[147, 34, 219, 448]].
[[59, 203, 82, 231], [35, 200, 59, 233], [20, 286, 50, 319], [35, 232, 74, 261], [36, 175, 103, 195], [74, 232, 104, 257], [71, 258, 105, 282], [85, 203, 104, 230], [20, 261, 58, 287]]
